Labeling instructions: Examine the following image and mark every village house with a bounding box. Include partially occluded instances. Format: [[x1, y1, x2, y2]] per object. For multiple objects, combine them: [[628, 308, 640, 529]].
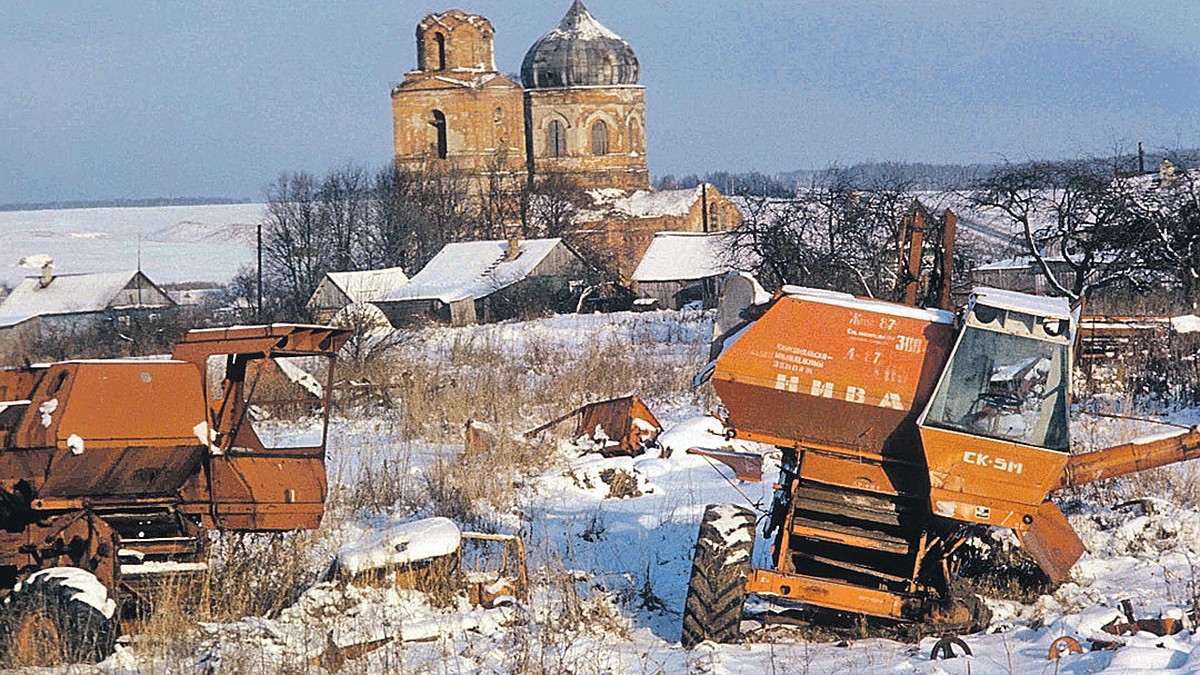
[[630, 232, 756, 310], [306, 266, 411, 323], [373, 238, 589, 326], [0, 267, 175, 349]]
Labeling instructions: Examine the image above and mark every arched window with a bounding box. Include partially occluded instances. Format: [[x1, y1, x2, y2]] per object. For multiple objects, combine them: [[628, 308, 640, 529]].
[[547, 120, 567, 158], [590, 121, 609, 156], [434, 33, 446, 70], [431, 110, 448, 159]]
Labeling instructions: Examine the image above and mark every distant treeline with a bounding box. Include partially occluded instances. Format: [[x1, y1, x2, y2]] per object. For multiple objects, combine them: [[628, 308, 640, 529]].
[[0, 196, 257, 212], [656, 147, 1200, 195]]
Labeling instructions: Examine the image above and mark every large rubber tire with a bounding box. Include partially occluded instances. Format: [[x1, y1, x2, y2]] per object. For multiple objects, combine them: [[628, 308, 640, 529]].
[[681, 504, 756, 648], [0, 567, 119, 665]]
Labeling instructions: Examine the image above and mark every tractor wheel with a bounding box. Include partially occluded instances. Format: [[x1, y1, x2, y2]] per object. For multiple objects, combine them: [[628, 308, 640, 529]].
[[0, 567, 118, 665], [681, 504, 756, 648]]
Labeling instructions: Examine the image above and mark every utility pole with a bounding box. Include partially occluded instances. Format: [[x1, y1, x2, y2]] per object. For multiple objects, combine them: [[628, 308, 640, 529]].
[[257, 223, 263, 321]]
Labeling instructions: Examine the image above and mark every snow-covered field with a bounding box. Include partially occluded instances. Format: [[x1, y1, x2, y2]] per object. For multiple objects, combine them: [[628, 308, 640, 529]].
[[78, 310, 1200, 673], [0, 204, 262, 287]]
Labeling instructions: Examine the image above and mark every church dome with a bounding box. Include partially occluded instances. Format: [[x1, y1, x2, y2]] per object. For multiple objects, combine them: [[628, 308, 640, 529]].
[[521, 1, 639, 89]]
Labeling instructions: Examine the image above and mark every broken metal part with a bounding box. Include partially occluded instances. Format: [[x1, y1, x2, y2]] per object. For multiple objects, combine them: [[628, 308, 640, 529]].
[[1048, 635, 1083, 660], [687, 447, 763, 482], [930, 635, 972, 659]]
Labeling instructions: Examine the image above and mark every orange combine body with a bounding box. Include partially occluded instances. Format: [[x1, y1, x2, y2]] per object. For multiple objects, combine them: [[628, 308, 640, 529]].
[[0, 324, 349, 661], [682, 283, 1200, 646]]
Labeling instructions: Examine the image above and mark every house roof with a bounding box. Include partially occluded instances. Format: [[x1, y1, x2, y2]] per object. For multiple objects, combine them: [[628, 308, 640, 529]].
[[0, 270, 171, 328], [575, 186, 704, 223], [377, 238, 568, 304], [631, 232, 756, 283], [325, 266, 410, 304]]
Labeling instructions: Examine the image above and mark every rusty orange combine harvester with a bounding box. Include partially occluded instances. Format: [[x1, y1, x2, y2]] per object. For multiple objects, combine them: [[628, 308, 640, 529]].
[[683, 276, 1200, 646], [0, 324, 349, 662]]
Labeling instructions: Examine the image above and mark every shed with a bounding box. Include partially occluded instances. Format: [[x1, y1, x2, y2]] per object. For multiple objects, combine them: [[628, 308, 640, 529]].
[[307, 266, 411, 323], [374, 238, 588, 326], [630, 232, 755, 310]]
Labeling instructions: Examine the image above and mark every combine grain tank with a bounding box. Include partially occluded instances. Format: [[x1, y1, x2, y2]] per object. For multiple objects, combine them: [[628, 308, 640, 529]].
[[683, 285, 1200, 646], [0, 324, 349, 663]]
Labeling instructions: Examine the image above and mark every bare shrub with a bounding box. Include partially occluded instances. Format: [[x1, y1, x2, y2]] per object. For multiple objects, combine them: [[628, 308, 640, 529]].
[[207, 530, 331, 621], [425, 431, 552, 528]]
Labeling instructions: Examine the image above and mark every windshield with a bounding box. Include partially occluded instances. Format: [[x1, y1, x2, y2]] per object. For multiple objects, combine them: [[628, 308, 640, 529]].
[[923, 326, 1069, 450]]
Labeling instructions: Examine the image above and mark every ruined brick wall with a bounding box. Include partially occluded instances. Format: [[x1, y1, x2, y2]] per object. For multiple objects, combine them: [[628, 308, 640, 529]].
[[525, 86, 649, 191], [392, 10, 527, 179], [570, 188, 744, 282]]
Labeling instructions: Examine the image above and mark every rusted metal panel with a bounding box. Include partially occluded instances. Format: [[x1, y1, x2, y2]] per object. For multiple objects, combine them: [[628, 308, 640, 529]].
[[198, 454, 328, 531], [745, 568, 910, 620], [921, 424, 1070, 525], [1019, 500, 1084, 584], [172, 324, 351, 365], [0, 368, 44, 403], [797, 448, 928, 498], [712, 291, 954, 460], [685, 447, 762, 482], [527, 394, 662, 457], [0, 323, 348, 608], [575, 395, 661, 456]]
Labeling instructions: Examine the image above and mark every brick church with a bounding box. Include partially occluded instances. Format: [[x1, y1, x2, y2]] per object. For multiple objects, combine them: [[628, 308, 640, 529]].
[[390, 1, 649, 192]]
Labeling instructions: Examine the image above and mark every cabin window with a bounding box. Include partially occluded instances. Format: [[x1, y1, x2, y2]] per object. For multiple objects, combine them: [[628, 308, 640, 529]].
[[924, 325, 1069, 450], [591, 120, 609, 155], [547, 120, 567, 158]]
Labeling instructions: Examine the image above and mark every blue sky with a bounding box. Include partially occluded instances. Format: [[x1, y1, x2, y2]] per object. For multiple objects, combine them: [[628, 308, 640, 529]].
[[2, 1, 1197, 203]]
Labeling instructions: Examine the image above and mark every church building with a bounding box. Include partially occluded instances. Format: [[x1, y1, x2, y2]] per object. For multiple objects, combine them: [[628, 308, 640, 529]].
[[390, 1, 650, 192]]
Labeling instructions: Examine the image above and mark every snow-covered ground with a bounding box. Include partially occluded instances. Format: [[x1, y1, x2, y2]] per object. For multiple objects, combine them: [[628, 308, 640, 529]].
[[0, 203, 262, 287], [83, 309, 1200, 673]]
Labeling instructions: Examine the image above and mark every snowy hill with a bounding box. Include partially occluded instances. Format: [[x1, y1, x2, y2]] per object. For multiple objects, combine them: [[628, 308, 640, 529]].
[[0, 203, 263, 287]]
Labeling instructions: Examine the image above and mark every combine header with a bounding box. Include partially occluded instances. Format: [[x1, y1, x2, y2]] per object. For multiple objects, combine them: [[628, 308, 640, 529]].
[[684, 263, 1200, 647], [0, 324, 349, 662]]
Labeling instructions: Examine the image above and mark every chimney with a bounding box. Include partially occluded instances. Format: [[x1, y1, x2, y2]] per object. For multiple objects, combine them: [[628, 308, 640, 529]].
[[39, 261, 54, 288], [1138, 142, 1145, 174], [505, 236, 521, 262]]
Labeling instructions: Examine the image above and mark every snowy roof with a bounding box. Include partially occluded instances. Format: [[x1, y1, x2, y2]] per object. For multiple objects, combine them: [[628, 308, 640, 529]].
[[972, 287, 1073, 320], [377, 238, 568, 304], [326, 267, 410, 304], [975, 255, 1074, 271], [782, 286, 956, 325], [631, 232, 756, 283], [0, 270, 171, 328], [576, 186, 703, 224]]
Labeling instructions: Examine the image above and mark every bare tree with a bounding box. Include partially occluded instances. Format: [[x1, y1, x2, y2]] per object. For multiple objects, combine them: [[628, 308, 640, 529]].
[[262, 172, 328, 319], [1132, 160, 1200, 309], [317, 164, 371, 272], [727, 167, 926, 299], [526, 172, 581, 238], [970, 158, 1147, 303]]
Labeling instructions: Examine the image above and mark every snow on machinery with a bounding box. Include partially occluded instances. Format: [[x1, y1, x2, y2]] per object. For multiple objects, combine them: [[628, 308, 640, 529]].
[[683, 220, 1200, 647], [0, 324, 350, 663]]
